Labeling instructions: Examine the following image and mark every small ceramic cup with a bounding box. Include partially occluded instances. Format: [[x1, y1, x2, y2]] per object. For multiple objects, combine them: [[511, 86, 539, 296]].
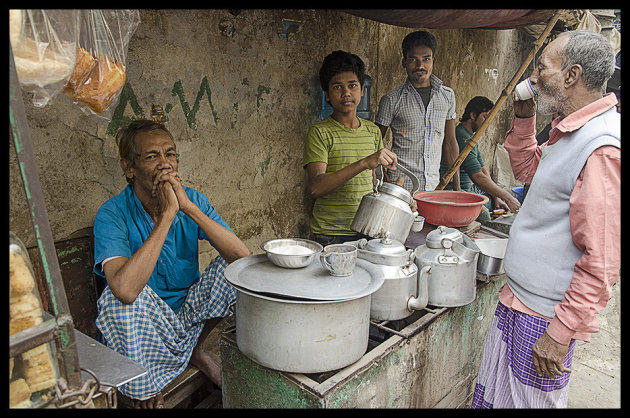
[[412, 215, 425, 232], [514, 77, 536, 101], [320, 244, 357, 277]]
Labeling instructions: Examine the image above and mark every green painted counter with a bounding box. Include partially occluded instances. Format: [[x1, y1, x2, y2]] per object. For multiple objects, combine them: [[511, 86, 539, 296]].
[[220, 275, 506, 408]]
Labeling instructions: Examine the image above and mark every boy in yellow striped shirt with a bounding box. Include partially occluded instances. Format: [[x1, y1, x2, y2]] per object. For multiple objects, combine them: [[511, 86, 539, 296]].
[[303, 50, 398, 246]]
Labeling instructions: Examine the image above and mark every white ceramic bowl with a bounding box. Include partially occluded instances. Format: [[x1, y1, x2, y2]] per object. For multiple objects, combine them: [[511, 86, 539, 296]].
[[260, 238, 323, 268]]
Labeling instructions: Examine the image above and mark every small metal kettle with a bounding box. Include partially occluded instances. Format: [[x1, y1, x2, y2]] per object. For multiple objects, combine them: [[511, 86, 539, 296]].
[[351, 163, 420, 243], [355, 232, 420, 321], [413, 226, 480, 307]]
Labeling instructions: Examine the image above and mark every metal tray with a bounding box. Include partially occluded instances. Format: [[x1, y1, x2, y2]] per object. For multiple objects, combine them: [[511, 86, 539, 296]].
[[225, 254, 384, 301]]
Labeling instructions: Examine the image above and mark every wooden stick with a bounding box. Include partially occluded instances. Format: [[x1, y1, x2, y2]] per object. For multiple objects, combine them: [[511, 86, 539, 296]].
[[436, 9, 563, 191]]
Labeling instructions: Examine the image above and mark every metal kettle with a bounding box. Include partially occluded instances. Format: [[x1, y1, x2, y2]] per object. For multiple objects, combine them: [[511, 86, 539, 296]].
[[351, 163, 420, 243], [355, 232, 421, 321], [413, 226, 480, 307]]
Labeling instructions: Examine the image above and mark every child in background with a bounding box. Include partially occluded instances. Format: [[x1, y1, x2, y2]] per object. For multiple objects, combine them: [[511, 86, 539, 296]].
[[303, 50, 398, 246]]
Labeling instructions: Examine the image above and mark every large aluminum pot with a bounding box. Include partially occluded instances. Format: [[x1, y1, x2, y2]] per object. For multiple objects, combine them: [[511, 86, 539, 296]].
[[414, 226, 480, 307], [351, 164, 419, 243], [234, 286, 371, 373]]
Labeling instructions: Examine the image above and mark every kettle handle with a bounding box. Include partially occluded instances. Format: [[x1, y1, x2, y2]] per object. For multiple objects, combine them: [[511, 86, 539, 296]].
[[377, 163, 420, 195], [374, 165, 384, 192]]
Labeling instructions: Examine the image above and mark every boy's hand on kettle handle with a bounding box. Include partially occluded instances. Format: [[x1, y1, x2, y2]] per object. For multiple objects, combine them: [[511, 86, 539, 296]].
[[366, 149, 397, 170]]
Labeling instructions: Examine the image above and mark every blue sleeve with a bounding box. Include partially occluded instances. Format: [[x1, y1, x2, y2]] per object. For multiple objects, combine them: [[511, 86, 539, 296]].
[[187, 188, 234, 245], [93, 202, 132, 278]]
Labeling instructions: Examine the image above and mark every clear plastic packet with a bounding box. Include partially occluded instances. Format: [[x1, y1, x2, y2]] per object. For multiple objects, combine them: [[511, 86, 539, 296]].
[[63, 9, 140, 120], [9, 9, 79, 108]]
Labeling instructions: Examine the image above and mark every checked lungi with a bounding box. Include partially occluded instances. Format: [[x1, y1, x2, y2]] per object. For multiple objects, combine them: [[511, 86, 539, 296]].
[[472, 301, 576, 408], [95, 256, 236, 400]]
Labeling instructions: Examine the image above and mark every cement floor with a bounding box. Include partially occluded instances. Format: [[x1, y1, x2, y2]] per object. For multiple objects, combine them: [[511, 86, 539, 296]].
[[567, 279, 621, 408]]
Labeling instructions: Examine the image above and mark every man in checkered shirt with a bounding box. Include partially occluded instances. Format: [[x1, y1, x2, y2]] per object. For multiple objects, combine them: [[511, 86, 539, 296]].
[[376, 30, 461, 192]]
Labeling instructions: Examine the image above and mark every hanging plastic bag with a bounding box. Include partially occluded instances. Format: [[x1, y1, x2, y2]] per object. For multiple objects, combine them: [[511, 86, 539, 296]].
[[63, 9, 140, 119], [9, 9, 79, 108]]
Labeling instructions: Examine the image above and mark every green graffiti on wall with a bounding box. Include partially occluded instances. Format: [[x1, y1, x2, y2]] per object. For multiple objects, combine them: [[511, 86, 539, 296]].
[[258, 154, 271, 178], [106, 82, 146, 136], [106, 77, 272, 135], [256, 84, 271, 116], [172, 76, 219, 129]]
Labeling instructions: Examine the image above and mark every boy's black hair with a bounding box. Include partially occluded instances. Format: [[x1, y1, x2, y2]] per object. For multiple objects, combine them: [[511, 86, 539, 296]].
[[460, 96, 494, 122], [318, 50, 366, 92], [401, 31, 437, 59]]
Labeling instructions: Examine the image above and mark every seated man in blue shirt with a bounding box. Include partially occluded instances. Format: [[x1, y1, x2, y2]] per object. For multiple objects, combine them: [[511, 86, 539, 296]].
[[93, 120, 250, 408], [439, 96, 521, 222]]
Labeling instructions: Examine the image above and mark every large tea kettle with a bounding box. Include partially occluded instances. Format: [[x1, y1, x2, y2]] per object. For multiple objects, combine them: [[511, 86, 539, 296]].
[[414, 226, 480, 307], [351, 163, 419, 243], [355, 232, 424, 321]]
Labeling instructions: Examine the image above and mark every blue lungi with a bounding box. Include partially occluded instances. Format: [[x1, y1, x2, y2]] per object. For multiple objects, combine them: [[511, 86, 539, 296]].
[[472, 301, 576, 408], [95, 256, 236, 400]]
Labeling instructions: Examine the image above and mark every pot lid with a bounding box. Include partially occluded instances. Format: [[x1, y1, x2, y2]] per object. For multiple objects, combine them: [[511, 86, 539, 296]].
[[364, 231, 407, 255], [378, 182, 413, 205], [425, 225, 463, 248], [224, 254, 385, 301]]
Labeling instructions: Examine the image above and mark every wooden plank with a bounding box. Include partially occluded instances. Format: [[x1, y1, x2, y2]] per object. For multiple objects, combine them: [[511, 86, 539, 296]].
[[162, 367, 210, 408], [193, 390, 222, 409]]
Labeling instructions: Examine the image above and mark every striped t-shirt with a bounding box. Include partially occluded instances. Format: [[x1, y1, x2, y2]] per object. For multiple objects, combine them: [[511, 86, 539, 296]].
[[303, 116, 383, 236]]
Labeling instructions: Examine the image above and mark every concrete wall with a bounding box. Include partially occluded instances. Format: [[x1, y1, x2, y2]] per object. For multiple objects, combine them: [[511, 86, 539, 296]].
[[9, 9, 532, 266]]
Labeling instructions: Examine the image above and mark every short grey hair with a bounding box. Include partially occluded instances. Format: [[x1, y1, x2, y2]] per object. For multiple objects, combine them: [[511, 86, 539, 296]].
[[559, 30, 615, 91]]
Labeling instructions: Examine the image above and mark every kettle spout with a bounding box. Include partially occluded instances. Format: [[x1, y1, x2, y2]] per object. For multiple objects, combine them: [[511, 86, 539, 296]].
[[407, 265, 430, 312]]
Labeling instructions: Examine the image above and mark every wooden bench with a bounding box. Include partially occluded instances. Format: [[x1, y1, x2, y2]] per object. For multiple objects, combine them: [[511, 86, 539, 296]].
[[26, 227, 223, 408]]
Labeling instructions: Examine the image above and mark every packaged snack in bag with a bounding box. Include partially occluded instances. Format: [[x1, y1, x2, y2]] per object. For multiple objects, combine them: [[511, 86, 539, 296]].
[[9, 9, 79, 108], [9, 232, 59, 408], [64, 10, 140, 118]]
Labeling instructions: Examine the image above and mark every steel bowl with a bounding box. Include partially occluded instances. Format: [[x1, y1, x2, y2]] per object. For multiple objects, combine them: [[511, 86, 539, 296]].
[[260, 238, 323, 269], [473, 238, 508, 275]]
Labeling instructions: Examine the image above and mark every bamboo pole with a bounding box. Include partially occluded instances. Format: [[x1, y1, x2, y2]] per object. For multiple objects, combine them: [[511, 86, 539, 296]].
[[9, 41, 83, 390], [436, 9, 563, 191]]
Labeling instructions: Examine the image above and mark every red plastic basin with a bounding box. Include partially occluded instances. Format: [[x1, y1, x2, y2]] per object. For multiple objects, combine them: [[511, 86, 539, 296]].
[[413, 190, 489, 227]]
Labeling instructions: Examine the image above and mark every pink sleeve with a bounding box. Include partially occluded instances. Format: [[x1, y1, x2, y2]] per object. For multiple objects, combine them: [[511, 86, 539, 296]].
[[503, 116, 543, 183], [546, 146, 621, 345]]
